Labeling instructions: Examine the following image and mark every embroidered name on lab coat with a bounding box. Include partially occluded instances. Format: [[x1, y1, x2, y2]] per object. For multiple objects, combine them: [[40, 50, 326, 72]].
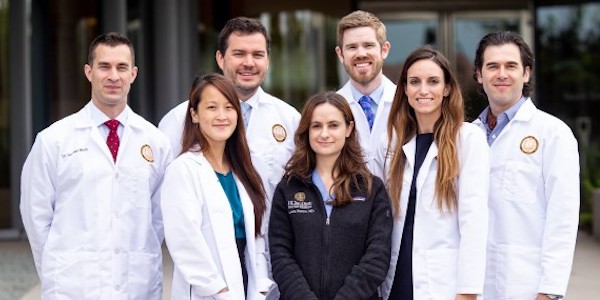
[[287, 200, 314, 214], [61, 148, 88, 158]]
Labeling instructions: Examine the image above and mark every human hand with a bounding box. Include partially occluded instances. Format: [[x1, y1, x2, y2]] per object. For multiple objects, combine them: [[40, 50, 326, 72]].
[[455, 294, 477, 300]]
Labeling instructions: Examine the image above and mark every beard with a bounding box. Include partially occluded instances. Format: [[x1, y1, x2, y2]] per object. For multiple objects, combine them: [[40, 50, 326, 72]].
[[343, 58, 383, 86]]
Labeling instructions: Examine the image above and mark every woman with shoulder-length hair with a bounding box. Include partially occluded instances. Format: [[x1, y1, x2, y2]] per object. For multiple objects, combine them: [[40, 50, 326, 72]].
[[371, 46, 489, 300], [269, 91, 392, 300], [161, 73, 274, 299]]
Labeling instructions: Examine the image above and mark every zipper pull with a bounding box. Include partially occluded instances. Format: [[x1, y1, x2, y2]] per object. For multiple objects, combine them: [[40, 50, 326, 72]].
[[326, 217, 330, 225]]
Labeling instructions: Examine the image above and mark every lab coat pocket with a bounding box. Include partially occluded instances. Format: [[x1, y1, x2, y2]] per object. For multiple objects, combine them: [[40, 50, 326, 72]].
[[46, 251, 101, 299], [425, 248, 458, 299], [498, 245, 541, 298], [127, 251, 162, 299], [501, 161, 540, 204]]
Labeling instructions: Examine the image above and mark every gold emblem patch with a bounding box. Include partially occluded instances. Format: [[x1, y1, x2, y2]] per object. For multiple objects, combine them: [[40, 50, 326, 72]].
[[294, 192, 306, 202], [272, 124, 287, 142], [141, 144, 154, 162], [520, 136, 539, 154]]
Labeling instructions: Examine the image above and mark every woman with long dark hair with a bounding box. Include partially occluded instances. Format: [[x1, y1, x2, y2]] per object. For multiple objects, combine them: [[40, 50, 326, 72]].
[[161, 73, 273, 299], [372, 46, 489, 300], [269, 91, 392, 299]]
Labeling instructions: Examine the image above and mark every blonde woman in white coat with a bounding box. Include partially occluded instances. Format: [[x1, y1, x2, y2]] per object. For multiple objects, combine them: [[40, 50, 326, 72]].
[[161, 73, 274, 299], [371, 46, 489, 300]]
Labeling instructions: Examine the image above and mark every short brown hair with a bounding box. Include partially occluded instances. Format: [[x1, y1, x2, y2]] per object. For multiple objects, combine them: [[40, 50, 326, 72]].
[[88, 32, 135, 66], [337, 10, 387, 47], [218, 17, 270, 55]]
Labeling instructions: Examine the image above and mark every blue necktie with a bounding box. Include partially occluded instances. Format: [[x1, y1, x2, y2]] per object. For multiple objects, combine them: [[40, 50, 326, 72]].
[[241, 101, 252, 128], [358, 95, 374, 130]]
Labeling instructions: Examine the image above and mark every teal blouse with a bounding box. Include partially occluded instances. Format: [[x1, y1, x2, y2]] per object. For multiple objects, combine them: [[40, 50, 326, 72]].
[[216, 171, 246, 239]]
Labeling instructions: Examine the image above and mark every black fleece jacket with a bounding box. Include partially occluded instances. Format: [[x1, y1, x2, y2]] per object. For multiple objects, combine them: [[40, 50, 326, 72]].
[[268, 174, 392, 300]]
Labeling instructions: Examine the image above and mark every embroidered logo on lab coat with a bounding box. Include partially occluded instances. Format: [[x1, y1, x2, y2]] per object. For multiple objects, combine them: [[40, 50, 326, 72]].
[[141, 144, 154, 162], [520, 136, 539, 154], [272, 124, 287, 142]]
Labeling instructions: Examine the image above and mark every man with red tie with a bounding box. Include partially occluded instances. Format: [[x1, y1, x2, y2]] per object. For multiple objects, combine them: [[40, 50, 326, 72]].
[[20, 32, 172, 299]]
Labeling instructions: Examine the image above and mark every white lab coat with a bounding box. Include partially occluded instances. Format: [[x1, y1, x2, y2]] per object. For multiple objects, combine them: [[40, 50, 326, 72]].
[[20, 101, 172, 299], [473, 98, 580, 299], [161, 151, 274, 300], [337, 76, 396, 162], [372, 123, 489, 300]]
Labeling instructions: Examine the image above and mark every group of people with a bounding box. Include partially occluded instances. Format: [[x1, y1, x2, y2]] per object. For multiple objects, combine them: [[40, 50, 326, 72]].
[[19, 9, 580, 300]]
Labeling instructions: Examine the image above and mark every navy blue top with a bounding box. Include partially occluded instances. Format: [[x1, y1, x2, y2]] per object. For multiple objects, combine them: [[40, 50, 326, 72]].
[[389, 133, 434, 299], [216, 171, 246, 239]]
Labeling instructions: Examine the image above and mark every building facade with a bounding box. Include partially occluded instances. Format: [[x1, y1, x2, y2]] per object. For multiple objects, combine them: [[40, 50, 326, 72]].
[[1, 0, 599, 238]]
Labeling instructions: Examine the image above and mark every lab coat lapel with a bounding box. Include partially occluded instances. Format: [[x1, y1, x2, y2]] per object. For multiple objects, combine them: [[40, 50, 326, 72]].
[[418, 141, 438, 192], [194, 154, 244, 290], [77, 104, 116, 164], [403, 136, 438, 200]]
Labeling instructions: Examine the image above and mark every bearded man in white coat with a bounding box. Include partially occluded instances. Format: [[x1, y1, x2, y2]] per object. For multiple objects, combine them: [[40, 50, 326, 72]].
[[335, 10, 396, 162], [20, 32, 172, 299], [472, 31, 579, 300], [158, 17, 300, 299]]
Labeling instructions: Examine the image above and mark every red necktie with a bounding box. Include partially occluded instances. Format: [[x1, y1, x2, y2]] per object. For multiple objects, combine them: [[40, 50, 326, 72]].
[[104, 120, 120, 162]]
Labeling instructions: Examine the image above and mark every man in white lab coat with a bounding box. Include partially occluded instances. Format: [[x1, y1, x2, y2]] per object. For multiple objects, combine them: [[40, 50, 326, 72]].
[[335, 10, 396, 162], [20, 32, 172, 299], [158, 17, 300, 299], [473, 31, 579, 300]]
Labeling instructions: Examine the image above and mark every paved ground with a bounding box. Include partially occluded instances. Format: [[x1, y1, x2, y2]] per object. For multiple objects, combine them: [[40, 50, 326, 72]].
[[2, 231, 599, 299]]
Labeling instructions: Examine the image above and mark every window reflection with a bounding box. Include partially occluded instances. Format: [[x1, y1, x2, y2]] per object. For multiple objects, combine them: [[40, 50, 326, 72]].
[[381, 16, 438, 83]]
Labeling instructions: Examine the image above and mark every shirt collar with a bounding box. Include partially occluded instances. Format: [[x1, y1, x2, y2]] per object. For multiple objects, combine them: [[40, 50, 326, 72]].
[[349, 82, 384, 106], [89, 100, 129, 127], [477, 96, 527, 125], [242, 87, 262, 108]]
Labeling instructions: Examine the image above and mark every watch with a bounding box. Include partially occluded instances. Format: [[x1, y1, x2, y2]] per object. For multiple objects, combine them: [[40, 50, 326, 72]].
[[544, 294, 562, 300]]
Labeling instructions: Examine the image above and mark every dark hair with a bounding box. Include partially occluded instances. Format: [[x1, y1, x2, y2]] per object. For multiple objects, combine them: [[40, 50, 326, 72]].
[[285, 91, 372, 206], [88, 32, 135, 66], [181, 73, 267, 236], [387, 45, 463, 217], [473, 31, 534, 97], [218, 17, 270, 55]]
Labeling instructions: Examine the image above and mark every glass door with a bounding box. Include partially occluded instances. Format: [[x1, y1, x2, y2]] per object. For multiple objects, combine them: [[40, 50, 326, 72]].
[[375, 8, 531, 120]]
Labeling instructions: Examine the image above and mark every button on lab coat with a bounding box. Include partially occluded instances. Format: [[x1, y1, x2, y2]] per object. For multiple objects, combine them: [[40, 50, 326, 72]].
[[20, 102, 173, 299], [473, 98, 580, 299], [372, 123, 489, 299]]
